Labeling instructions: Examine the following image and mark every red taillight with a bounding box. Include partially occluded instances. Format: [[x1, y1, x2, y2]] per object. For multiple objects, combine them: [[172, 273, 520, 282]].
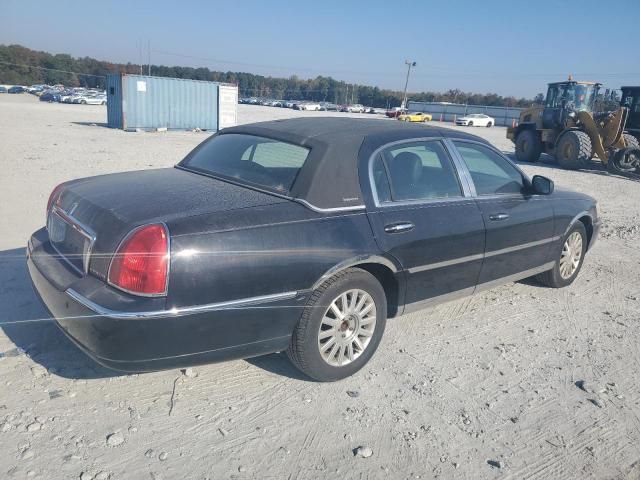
[[108, 224, 169, 296], [47, 183, 65, 215]]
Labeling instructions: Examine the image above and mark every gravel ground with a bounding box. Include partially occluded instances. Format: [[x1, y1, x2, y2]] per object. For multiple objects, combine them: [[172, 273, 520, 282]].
[[1, 94, 640, 480]]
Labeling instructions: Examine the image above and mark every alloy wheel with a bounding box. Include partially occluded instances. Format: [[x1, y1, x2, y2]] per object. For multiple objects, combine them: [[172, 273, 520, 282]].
[[559, 231, 583, 279], [317, 289, 376, 367]]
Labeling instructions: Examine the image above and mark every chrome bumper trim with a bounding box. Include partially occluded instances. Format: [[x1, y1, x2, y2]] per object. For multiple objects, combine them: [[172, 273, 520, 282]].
[[65, 289, 299, 320], [408, 236, 561, 274]]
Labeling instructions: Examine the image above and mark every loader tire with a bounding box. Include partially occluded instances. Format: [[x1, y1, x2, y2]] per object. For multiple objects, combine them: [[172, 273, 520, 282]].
[[556, 130, 592, 170], [515, 129, 542, 163], [623, 133, 640, 149]]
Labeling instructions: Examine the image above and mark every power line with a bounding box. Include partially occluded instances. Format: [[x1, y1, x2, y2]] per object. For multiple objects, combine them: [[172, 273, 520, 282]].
[[151, 49, 640, 79]]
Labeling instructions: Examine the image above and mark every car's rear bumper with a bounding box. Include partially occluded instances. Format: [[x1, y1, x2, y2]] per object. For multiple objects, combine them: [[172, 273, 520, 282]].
[[27, 228, 304, 373]]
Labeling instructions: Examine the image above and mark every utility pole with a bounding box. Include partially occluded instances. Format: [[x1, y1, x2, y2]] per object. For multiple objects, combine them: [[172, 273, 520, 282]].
[[401, 60, 416, 110], [147, 40, 151, 76]]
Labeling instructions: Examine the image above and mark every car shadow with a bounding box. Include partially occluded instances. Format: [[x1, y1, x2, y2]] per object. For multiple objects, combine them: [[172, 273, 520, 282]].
[[0, 247, 118, 379], [70, 121, 110, 128], [505, 152, 640, 184], [0, 247, 312, 381], [245, 353, 313, 381]]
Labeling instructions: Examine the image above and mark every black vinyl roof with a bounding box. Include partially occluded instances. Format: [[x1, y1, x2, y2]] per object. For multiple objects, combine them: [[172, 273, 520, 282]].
[[220, 118, 488, 210]]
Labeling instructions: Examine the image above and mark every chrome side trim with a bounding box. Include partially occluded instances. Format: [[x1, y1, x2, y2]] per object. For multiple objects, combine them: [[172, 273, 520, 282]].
[[484, 236, 561, 258], [474, 262, 555, 292], [65, 289, 299, 320], [402, 262, 555, 314], [403, 287, 475, 315], [295, 198, 366, 213], [407, 236, 561, 274], [408, 253, 484, 274]]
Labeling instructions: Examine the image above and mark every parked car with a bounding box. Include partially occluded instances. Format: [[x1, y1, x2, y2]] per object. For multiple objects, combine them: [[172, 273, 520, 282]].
[[340, 104, 365, 113], [60, 92, 76, 103], [74, 94, 107, 105], [456, 113, 495, 127], [28, 118, 599, 381], [8, 85, 26, 93], [297, 102, 322, 111], [397, 112, 432, 123], [39, 91, 57, 102], [386, 107, 407, 118], [0, 86, 7, 93], [319, 102, 338, 111]]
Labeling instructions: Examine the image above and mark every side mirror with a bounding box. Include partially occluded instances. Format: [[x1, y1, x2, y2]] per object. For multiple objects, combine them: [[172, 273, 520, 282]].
[[531, 175, 554, 195]]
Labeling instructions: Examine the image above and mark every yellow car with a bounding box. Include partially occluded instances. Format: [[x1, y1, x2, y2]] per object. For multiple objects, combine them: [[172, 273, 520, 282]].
[[397, 112, 432, 122]]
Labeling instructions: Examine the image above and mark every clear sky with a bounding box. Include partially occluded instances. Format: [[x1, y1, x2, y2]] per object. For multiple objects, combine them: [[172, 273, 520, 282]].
[[1, 0, 638, 98]]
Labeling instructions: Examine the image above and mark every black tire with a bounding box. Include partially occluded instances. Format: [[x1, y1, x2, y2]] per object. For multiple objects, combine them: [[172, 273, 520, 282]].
[[468, 121, 473, 126], [486, 122, 493, 128], [556, 130, 592, 170], [287, 268, 387, 382], [535, 222, 587, 288], [623, 133, 640, 149], [515, 129, 542, 163]]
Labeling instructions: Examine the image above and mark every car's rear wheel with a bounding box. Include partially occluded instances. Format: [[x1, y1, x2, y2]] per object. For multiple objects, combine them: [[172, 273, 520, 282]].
[[486, 122, 493, 127], [287, 268, 387, 382], [535, 222, 587, 288]]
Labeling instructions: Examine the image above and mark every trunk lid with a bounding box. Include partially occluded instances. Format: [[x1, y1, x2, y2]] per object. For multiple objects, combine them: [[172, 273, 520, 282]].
[[50, 167, 286, 280]]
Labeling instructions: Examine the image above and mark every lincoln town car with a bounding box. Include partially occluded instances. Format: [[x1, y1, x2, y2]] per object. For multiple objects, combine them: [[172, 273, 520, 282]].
[[28, 118, 599, 381]]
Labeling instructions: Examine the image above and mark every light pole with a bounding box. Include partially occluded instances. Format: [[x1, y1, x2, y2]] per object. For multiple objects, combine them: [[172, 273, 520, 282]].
[[401, 60, 416, 110]]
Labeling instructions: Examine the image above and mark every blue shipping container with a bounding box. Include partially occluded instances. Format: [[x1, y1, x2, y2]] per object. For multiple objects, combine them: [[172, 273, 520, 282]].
[[106, 74, 232, 131]]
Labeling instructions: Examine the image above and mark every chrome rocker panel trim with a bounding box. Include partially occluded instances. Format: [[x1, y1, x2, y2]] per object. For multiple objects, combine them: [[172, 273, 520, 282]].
[[66, 289, 299, 320]]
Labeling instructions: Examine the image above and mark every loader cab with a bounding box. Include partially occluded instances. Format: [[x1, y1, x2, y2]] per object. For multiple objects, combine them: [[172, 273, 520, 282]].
[[542, 81, 600, 130], [621, 86, 640, 137]]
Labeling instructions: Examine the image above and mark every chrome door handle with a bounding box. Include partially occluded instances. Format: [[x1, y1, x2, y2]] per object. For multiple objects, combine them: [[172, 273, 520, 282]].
[[384, 222, 415, 233], [489, 213, 509, 221]]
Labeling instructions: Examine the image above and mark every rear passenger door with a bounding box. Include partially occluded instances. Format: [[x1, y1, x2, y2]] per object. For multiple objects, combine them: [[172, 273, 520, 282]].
[[450, 140, 555, 286], [366, 139, 486, 311]]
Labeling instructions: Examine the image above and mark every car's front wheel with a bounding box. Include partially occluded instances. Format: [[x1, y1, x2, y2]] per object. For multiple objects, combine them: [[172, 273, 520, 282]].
[[287, 268, 387, 381], [468, 121, 474, 126], [486, 122, 493, 127], [535, 222, 587, 288]]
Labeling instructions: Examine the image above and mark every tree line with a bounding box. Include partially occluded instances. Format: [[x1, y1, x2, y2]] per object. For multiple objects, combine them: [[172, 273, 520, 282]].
[[0, 44, 542, 108]]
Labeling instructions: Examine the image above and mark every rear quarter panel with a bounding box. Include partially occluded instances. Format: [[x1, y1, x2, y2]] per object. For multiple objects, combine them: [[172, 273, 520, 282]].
[[165, 202, 383, 308]]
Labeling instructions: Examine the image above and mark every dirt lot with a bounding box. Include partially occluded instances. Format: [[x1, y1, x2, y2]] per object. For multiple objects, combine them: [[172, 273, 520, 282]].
[[1, 94, 640, 480]]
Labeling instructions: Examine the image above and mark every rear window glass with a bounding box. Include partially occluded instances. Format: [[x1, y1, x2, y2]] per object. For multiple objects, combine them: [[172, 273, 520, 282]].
[[180, 133, 309, 194]]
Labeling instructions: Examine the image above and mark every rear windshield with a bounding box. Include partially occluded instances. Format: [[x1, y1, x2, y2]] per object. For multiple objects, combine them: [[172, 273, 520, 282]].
[[180, 133, 310, 195]]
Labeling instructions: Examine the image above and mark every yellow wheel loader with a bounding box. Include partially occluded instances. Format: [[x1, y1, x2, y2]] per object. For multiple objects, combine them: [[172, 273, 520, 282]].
[[507, 79, 640, 176]]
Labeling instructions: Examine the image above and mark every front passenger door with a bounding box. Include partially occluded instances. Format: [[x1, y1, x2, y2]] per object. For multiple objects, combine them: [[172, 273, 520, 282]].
[[451, 140, 555, 286]]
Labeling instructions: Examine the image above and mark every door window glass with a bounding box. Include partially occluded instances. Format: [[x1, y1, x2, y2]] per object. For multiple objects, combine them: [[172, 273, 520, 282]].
[[379, 141, 462, 201], [453, 142, 523, 195]]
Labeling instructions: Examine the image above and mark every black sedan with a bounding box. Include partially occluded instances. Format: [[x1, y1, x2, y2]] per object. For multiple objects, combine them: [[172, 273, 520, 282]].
[[28, 118, 600, 381]]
